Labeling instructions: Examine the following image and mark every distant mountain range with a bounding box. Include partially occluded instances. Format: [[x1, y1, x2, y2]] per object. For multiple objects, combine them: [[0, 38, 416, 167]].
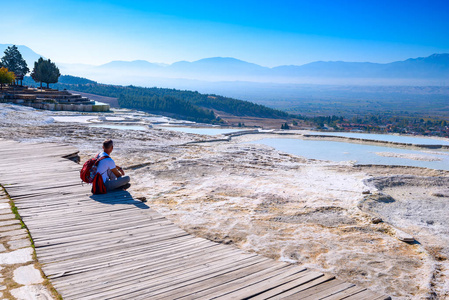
[[1, 44, 448, 85], [273, 54, 449, 78], [88, 54, 449, 79], [67, 53, 449, 85]]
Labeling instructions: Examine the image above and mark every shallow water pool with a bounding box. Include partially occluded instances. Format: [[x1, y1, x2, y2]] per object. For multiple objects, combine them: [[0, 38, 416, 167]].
[[53, 116, 97, 123], [306, 131, 449, 145], [89, 124, 149, 131], [158, 127, 244, 135], [249, 138, 449, 171]]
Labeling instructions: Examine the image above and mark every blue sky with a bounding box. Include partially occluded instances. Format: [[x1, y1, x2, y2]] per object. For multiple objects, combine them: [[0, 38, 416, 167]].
[[2, 0, 449, 66]]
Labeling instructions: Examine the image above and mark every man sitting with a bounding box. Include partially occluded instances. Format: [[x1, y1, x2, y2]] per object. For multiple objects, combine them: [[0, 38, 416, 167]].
[[97, 139, 130, 192]]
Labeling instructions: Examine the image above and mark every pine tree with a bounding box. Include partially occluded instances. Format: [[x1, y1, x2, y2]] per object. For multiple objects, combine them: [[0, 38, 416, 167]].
[[31, 57, 61, 89], [1, 45, 29, 85], [31, 57, 44, 89]]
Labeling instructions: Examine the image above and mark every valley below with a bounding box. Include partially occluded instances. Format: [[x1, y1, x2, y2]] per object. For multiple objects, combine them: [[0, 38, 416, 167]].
[[1, 103, 448, 299]]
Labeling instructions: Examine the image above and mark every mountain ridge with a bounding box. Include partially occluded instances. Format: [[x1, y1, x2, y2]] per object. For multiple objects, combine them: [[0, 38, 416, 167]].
[[96, 53, 449, 70], [2, 44, 448, 84], [91, 53, 449, 80]]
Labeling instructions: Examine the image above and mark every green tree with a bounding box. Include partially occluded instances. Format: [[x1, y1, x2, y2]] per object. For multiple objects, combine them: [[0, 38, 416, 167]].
[[31, 57, 61, 89], [1, 45, 29, 85], [0, 67, 15, 90]]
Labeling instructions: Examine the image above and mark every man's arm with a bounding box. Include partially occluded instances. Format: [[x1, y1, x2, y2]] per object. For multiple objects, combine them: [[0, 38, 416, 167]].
[[117, 166, 125, 176], [111, 167, 122, 178]]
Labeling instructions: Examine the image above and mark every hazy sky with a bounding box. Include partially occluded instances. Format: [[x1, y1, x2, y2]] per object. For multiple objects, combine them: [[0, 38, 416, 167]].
[[2, 0, 449, 66]]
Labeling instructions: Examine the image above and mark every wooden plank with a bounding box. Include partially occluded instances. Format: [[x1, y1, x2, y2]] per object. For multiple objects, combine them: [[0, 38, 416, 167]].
[[16, 201, 151, 217], [52, 248, 243, 295], [282, 278, 350, 299], [212, 265, 308, 299], [29, 219, 173, 246], [172, 264, 296, 300], [14, 192, 149, 208], [43, 238, 227, 272], [41, 235, 215, 274], [32, 221, 185, 248], [321, 286, 367, 300], [46, 237, 214, 285], [36, 230, 191, 264], [299, 281, 355, 300], [342, 289, 391, 300], [158, 259, 279, 300], [253, 274, 335, 299], [33, 224, 184, 251], [63, 251, 261, 299], [18, 201, 156, 219], [24, 211, 165, 230], [27, 214, 169, 236], [48, 244, 233, 290], [249, 270, 325, 300], [82, 255, 263, 300], [35, 226, 187, 263]]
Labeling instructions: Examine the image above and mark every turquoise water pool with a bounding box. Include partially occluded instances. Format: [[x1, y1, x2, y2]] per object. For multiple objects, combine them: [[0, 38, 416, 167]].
[[307, 131, 449, 145], [89, 124, 149, 131], [158, 127, 244, 135], [249, 138, 449, 170]]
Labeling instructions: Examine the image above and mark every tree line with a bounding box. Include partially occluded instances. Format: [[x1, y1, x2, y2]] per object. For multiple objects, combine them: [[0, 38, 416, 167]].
[[0, 45, 60, 89], [49, 76, 291, 123], [119, 94, 217, 123]]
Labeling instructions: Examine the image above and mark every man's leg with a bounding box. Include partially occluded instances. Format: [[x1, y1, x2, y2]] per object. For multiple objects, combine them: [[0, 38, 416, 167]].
[[105, 176, 130, 192]]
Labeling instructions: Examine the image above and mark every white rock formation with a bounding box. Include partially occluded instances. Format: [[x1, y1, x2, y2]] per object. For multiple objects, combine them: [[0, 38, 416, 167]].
[[0, 248, 33, 264], [13, 265, 44, 285]]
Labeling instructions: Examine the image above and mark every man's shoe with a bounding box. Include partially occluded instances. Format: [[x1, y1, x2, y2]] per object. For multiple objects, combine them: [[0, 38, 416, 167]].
[[136, 196, 147, 202], [122, 183, 131, 190]]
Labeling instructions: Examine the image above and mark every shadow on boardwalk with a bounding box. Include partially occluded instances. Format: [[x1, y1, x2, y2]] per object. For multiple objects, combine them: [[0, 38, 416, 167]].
[[90, 190, 150, 209]]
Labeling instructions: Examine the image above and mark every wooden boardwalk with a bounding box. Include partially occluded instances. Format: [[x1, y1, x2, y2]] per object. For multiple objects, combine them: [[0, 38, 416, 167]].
[[0, 140, 390, 299]]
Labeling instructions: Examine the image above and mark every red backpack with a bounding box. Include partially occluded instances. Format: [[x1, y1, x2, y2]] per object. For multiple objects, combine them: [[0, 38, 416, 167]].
[[80, 153, 109, 183], [91, 172, 107, 195], [80, 154, 110, 194]]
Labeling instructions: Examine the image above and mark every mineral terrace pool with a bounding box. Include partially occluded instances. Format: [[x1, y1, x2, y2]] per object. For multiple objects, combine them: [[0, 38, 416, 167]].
[[53, 116, 96, 123], [89, 124, 149, 131], [158, 127, 244, 135], [307, 131, 449, 145], [88, 124, 243, 135], [249, 138, 449, 171]]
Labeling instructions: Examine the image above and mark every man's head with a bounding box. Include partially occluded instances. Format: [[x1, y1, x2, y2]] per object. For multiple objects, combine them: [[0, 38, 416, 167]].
[[103, 139, 113, 154]]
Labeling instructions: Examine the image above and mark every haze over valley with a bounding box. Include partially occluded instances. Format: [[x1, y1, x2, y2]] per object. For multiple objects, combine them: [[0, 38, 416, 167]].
[[2, 43, 449, 121]]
